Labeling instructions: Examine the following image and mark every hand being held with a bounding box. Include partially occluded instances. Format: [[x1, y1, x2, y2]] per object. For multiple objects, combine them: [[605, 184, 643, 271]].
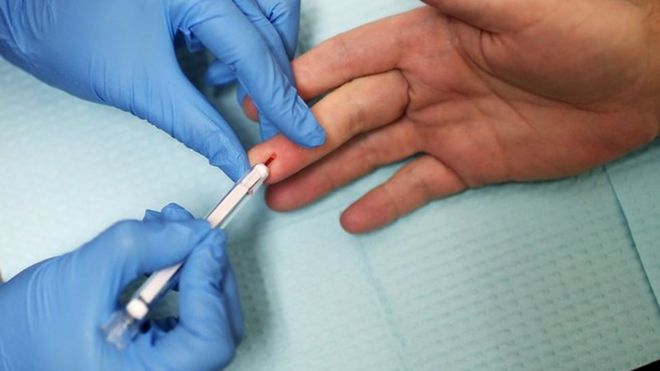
[[0, 204, 242, 371], [248, 0, 660, 233]]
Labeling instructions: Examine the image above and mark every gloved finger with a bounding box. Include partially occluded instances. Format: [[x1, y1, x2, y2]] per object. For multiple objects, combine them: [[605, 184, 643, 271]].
[[160, 203, 195, 221], [141, 203, 197, 291], [143, 203, 195, 223], [142, 202, 195, 222], [233, 83, 282, 140], [153, 203, 242, 340], [249, 70, 409, 184], [238, 2, 304, 126], [205, 0, 300, 79], [186, 1, 326, 148], [76, 218, 211, 303], [137, 67, 249, 181], [233, 0, 297, 141], [222, 261, 245, 342], [255, 0, 301, 58], [132, 230, 238, 370], [204, 61, 236, 86]]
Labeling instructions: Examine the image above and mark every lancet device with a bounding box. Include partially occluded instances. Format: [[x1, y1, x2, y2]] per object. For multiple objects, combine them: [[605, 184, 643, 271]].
[[102, 162, 270, 350]]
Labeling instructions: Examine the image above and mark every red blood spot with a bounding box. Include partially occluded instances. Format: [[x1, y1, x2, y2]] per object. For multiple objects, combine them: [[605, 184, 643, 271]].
[[265, 153, 277, 167]]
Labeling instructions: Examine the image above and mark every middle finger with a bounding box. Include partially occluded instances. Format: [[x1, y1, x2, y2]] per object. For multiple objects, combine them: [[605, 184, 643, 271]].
[[249, 70, 411, 183]]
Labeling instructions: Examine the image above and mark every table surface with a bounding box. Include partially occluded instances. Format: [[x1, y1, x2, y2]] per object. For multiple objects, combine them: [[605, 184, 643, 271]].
[[1, 1, 660, 370]]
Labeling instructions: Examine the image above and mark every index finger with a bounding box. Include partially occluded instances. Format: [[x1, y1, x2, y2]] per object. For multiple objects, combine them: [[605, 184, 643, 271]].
[[249, 70, 410, 183], [293, 22, 402, 99], [190, 1, 325, 147], [243, 7, 418, 116]]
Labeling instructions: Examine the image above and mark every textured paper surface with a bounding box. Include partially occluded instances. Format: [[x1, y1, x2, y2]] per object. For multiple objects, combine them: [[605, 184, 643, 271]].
[[1, 1, 659, 370], [606, 142, 660, 309]]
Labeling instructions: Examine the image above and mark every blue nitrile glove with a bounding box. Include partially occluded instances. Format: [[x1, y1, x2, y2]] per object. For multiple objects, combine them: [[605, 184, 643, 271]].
[[0, 203, 243, 371], [0, 0, 325, 181], [204, 0, 304, 141]]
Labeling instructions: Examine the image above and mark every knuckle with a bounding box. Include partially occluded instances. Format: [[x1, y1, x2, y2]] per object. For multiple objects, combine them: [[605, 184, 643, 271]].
[[106, 220, 145, 253]]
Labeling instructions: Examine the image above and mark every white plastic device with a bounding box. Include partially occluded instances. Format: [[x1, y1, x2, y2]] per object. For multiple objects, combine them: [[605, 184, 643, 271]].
[[102, 163, 270, 350]]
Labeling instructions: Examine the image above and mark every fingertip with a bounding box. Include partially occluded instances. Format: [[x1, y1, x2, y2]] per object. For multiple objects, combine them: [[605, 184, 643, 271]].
[[143, 209, 162, 222], [339, 209, 367, 234], [265, 186, 293, 211], [161, 203, 194, 221], [340, 206, 384, 234], [208, 141, 250, 182], [291, 103, 326, 148]]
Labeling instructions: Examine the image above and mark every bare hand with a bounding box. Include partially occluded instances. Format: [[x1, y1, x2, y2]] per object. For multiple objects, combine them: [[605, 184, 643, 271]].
[[249, 1, 660, 233]]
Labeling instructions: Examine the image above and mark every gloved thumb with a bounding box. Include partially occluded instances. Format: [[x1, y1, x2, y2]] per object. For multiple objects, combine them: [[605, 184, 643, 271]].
[[74, 218, 212, 301], [129, 230, 237, 371]]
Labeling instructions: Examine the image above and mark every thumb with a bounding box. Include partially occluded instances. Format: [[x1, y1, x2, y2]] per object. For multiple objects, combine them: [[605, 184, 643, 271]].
[[422, 0, 549, 32], [130, 230, 238, 371], [75, 218, 211, 301]]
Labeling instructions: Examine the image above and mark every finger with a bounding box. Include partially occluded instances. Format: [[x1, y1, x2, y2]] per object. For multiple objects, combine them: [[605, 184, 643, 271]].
[[185, 1, 325, 148], [204, 61, 236, 86], [205, 0, 301, 84], [340, 156, 467, 233], [160, 203, 195, 221], [146, 204, 242, 341], [241, 6, 418, 117], [134, 230, 237, 370], [143, 203, 195, 223], [142, 203, 196, 292], [255, 0, 301, 58], [249, 70, 410, 183], [222, 262, 245, 342], [266, 119, 419, 211], [289, 11, 409, 99], [422, 0, 552, 32], [233, 0, 300, 140], [137, 68, 249, 181], [78, 219, 211, 299]]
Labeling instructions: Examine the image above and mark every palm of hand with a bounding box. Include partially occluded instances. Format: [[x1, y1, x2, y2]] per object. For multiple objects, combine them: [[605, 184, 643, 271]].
[[250, 5, 659, 233], [403, 5, 658, 185]]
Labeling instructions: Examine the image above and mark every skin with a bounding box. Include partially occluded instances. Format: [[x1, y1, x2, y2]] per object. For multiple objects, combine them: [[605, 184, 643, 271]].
[[248, 0, 660, 233]]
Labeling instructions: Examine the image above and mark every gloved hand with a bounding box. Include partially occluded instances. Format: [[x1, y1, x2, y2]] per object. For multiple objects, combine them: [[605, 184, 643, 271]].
[[204, 0, 304, 141], [0, 204, 243, 371], [0, 0, 325, 181]]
